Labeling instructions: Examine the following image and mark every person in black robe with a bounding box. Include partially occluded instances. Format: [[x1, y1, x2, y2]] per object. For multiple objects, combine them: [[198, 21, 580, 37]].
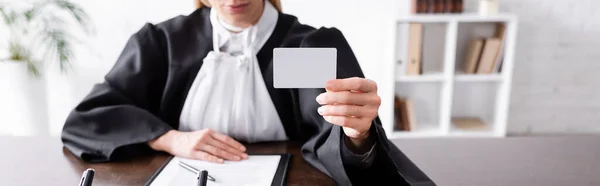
[[61, 0, 435, 185]]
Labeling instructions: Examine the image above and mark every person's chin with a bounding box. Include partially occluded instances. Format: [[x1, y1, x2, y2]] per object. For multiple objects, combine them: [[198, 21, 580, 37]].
[[230, 15, 251, 22], [227, 12, 250, 18]]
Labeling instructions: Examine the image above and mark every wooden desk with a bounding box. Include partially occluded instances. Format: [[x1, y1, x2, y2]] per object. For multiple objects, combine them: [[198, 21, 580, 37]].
[[0, 137, 335, 186], [3, 135, 600, 186], [393, 135, 600, 186]]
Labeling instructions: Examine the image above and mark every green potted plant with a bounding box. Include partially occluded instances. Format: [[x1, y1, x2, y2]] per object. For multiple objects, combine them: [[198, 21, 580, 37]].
[[0, 0, 92, 76], [0, 0, 91, 136]]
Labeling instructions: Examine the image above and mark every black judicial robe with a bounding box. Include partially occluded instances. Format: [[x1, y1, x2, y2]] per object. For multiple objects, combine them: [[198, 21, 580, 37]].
[[61, 7, 435, 186]]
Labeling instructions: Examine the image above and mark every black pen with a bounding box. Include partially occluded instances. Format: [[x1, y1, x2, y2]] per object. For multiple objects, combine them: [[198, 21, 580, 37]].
[[177, 160, 216, 182], [197, 170, 208, 186], [78, 168, 95, 186]]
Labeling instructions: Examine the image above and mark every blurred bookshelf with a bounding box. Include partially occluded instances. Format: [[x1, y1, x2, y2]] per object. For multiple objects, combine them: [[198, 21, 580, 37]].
[[382, 11, 518, 138]]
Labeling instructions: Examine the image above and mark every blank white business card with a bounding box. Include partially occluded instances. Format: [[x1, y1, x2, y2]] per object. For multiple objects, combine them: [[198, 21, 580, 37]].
[[273, 48, 337, 88]]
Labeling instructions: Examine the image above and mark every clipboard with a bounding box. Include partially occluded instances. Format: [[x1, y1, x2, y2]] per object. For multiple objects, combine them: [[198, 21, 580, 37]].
[[144, 153, 291, 186]]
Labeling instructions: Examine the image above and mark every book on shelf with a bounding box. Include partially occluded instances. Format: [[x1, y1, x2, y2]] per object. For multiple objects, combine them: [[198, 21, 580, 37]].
[[394, 96, 407, 131], [405, 99, 417, 131], [406, 23, 423, 75], [394, 96, 417, 131], [416, 0, 425, 13], [434, 0, 445, 13], [451, 117, 488, 131], [410, 0, 418, 14], [476, 38, 501, 74], [454, 0, 463, 13], [445, 0, 455, 13], [426, 0, 435, 13], [463, 38, 485, 74], [412, 0, 463, 14], [461, 23, 506, 74], [492, 23, 507, 73]]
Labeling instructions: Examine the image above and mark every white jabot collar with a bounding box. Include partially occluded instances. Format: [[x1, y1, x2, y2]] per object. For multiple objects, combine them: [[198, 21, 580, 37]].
[[179, 0, 288, 143], [210, 1, 278, 51]]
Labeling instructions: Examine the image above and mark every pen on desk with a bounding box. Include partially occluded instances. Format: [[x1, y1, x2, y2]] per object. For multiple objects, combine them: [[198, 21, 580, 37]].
[[78, 168, 95, 186], [177, 160, 216, 182], [197, 170, 208, 186]]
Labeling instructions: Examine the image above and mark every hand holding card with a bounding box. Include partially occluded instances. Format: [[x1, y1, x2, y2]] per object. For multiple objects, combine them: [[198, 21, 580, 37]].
[[273, 47, 380, 149], [315, 78, 380, 144]]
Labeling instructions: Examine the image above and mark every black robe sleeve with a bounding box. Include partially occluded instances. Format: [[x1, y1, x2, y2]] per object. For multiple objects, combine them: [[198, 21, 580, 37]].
[[61, 23, 173, 162], [295, 28, 436, 186]]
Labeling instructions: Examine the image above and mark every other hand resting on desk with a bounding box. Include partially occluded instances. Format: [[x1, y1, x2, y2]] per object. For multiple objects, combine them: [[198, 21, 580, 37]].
[[148, 129, 249, 163]]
